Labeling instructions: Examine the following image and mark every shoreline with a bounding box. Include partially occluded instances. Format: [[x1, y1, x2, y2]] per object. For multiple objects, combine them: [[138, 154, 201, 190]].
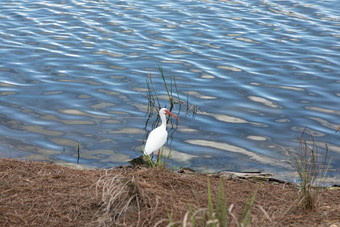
[[0, 158, 339, 226]]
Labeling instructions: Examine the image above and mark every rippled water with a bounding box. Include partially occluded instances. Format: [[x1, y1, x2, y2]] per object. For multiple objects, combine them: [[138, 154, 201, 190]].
[[0, 0, 339, 182]]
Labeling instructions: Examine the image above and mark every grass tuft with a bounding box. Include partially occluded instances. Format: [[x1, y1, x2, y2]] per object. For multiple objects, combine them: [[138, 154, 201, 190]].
[[175, 177, 258, 227], [95, 172, 139, 225], [287, 128, 332, 210], [140, 147, 173, 169], [239, 185, 258, 226]]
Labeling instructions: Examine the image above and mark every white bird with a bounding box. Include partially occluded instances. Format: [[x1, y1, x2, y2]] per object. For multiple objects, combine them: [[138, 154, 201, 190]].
[[144, 108, 180, 158]]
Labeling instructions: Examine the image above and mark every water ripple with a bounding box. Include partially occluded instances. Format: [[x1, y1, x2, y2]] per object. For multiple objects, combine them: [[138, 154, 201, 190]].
[[0, 0, 339, 181]]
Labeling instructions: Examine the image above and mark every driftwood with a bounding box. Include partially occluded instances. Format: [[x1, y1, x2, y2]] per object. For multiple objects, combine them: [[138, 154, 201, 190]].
[[219, 171, 287, 184]]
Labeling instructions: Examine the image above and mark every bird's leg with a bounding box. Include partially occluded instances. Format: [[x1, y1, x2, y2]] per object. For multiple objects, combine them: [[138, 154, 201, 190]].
[[157, 149, 161, 163]]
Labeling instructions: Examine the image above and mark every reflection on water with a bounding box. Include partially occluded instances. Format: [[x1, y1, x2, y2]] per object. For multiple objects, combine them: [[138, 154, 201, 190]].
[[186, 139, 286, 167], [0, 0, 339, 182]]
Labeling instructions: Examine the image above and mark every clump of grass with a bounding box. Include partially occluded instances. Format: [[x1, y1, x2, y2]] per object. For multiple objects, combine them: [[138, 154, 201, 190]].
[[169, 178, 259, 227], [140, 147, 173, 168], [95, 172, 140, 225], [238, 186, 258, 227], [206, 177, 228, 226], [146, 66, 181, 114], [287, 128, 332, 210], [95, 171, 151, 226]]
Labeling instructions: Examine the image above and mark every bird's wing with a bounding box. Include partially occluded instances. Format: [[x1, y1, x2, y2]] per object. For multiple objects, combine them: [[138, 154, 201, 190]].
[[144, 127, 168, 155]]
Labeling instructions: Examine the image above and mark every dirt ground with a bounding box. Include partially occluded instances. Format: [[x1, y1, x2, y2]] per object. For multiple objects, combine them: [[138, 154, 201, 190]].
[[0, 158, 339, 226]]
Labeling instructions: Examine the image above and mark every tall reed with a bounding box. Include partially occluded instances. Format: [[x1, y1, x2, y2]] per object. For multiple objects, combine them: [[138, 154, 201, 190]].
[[137, 66, 197, 166], [143, 66, 197, 127]]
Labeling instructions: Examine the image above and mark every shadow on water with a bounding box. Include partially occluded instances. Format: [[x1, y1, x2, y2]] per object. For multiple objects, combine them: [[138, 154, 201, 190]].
[[135, 66, 197, 152]]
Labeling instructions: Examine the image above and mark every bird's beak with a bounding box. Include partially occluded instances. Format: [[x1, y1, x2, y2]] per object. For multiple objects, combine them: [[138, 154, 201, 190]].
[[165, 110, 180, 123]]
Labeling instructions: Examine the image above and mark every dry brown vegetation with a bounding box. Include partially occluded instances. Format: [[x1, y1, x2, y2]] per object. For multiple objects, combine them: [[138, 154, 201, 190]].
[[0, 158, 339, 226]]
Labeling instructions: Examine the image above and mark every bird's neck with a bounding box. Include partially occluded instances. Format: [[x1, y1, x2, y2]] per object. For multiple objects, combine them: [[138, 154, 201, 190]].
[[160, 114, 167, 128]]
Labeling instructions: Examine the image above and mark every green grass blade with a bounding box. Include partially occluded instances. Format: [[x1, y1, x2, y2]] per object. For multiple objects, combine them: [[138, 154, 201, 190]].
[[217, 180, 227, 227], [167, 211, 174, 227], [207, 177, 214, 220], [240, 185, 259, 227]]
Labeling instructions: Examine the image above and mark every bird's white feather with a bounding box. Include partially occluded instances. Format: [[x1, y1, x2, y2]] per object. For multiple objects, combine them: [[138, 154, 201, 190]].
[[143, 108, 179, 157], [144, 126, 168, 155]]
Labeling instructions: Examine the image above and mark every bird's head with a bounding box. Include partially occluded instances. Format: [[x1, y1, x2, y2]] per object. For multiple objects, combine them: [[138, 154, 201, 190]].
[[159, 108, 180, 122]]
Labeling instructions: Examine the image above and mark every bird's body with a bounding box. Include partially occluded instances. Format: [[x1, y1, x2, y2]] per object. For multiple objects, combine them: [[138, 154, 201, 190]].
[[144, 125, 167, 156], [144, 108, 180, 157]]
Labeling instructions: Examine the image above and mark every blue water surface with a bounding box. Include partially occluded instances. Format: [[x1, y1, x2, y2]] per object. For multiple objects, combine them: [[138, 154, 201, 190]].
[[0, 0, 339, 183]]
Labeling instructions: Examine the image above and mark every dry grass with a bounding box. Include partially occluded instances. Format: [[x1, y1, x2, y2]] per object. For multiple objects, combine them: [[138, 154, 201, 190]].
[[287, 129, 332, 211], [0, 158, 339, 227], [94, 168, 161, 226], [0, 159, 101, 226]]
